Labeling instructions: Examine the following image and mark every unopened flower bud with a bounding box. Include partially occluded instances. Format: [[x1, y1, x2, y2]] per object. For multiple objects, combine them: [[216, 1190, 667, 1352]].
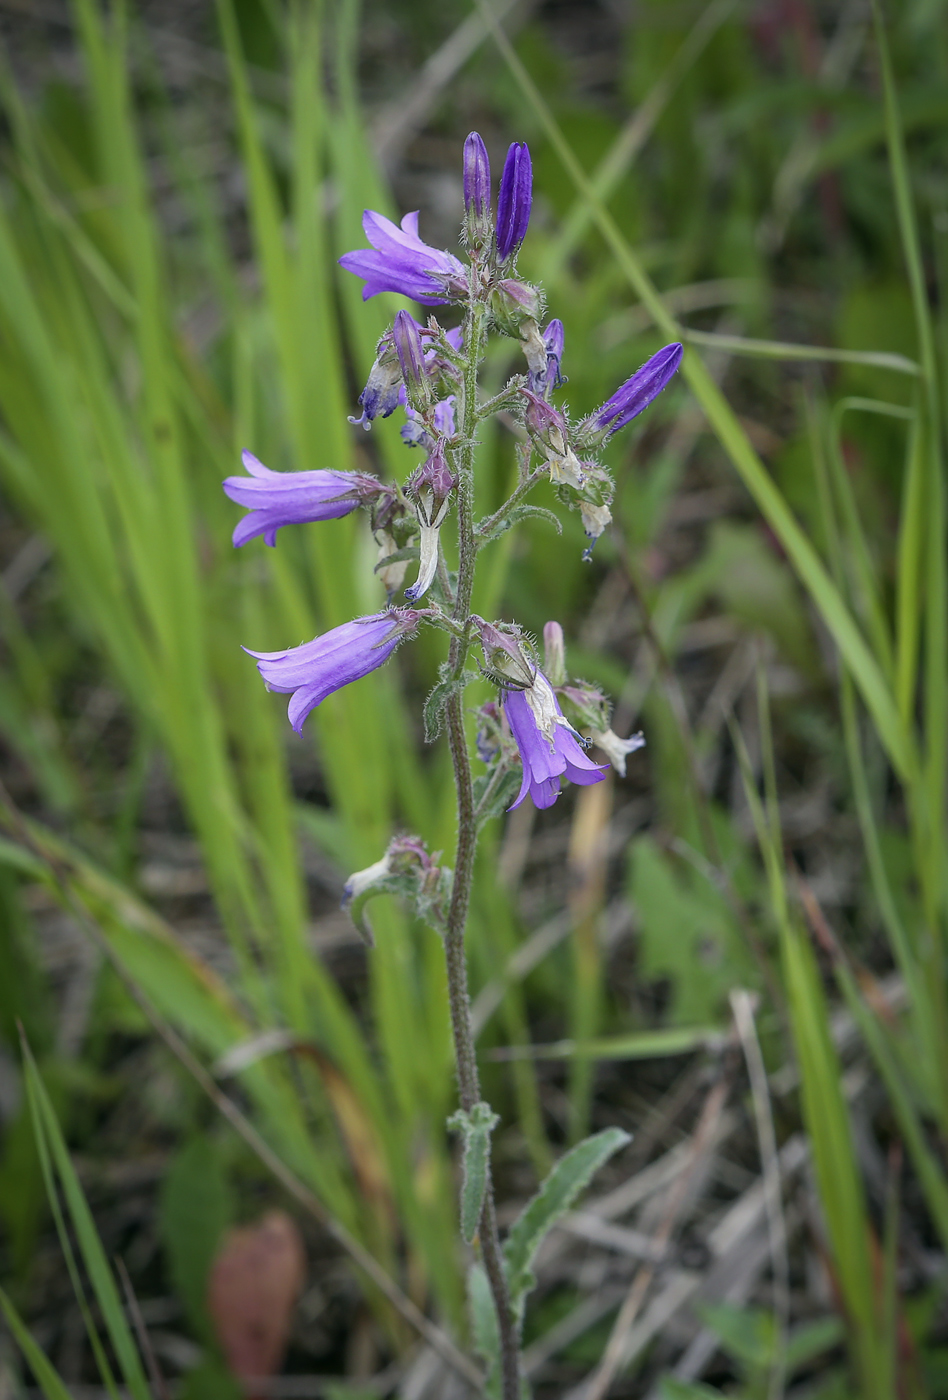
[[496, 141, 532, 261], [393, 310, 430, 412], [463, 131, 492, 248], [542, 621, 566, 686], [578, 343, 683, 447]]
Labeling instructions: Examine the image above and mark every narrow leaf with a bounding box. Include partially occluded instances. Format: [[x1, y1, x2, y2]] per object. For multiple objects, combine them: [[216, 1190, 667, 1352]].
[[467, 1263, 501, 1400], [503, 1126, 629, 1317], [0, 1287, 74, 1400]]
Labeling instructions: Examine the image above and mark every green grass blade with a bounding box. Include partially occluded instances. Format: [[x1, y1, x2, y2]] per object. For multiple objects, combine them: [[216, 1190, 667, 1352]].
[[0, 1287, 76, 1400], [22, 1040, 151, 1400]]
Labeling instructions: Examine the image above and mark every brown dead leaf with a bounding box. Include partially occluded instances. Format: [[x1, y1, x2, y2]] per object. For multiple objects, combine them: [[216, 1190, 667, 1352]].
[[207, 1209, 305, 1398]]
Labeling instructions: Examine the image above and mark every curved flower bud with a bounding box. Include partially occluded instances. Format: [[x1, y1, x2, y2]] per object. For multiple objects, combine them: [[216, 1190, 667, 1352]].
[[463, 132, 492, 247], [496, 142, 532, 261], [404, 440, 458, 601], [224, 451, 380, 547], [246, 609, 424, 733], [503, 669, 606, 810], [579, 343, 683, 446], [339, 210, 467, 305]]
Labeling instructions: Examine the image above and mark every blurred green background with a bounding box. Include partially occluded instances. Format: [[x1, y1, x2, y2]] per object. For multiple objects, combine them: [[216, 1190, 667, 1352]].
[[0, 0, 946, 1395]]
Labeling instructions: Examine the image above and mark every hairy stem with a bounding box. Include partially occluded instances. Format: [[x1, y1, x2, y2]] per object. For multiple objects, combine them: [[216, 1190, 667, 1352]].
[[443, 299, 522, 1400]]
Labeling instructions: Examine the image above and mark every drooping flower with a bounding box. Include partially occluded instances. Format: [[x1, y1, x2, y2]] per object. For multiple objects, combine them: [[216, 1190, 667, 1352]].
[[503, 668, 607, 810], [246, 609, 424, 733], [580, 343, 683, 445], [339, 210, 466, 305], [223, 451, 379, 547], [349, 335, 403, 430], [496, 142, 532, 261], [521, 389, 585, 488], [580, 501, 612, 559]]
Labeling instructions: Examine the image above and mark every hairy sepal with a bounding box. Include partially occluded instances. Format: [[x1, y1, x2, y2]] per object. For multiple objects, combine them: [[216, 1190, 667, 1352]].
[[503, 1127, 630, 1321]]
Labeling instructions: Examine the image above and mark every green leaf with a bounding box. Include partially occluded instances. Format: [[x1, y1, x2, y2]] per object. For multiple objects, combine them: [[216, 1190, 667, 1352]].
[[503, 1127, 629, 1319], [467, 1263, 501, 1400], [658, 1380, 723, 1400], [159, 1137, 234, 1338], [0, 1286, 74, 1400], [448, 1102, 500, 1244], [423, 667, 476, 743]]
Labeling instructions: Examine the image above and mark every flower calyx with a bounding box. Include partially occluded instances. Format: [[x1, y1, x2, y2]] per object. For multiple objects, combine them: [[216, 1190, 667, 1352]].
[[404, 439, 458, 602], [342, 833, 451, 943], [471, 616, 537, 691], [520, 389, 586, 489]]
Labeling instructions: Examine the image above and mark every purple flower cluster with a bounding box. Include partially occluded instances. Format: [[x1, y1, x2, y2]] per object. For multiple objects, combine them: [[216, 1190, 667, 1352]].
[[222, 131, 653, 804]]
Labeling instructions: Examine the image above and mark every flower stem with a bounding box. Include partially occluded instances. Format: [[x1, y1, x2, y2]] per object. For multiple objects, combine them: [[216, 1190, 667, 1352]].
[[443, 300, 522, 1400]]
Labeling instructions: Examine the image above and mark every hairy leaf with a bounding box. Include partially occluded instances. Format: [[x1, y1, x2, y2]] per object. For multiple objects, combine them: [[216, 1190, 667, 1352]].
[[503, 1127, 629, 1318], [448, 1102, 500, 1243]]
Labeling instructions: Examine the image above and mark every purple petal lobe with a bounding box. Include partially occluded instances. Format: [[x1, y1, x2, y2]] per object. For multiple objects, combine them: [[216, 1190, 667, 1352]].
[[496, 142, 532, 260]]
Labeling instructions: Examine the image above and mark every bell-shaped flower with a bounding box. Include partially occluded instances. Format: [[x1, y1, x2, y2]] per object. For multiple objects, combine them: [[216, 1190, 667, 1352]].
[[579, 343, 683, 446], [246, 608, 424, 733], [339, 210, 466, 305], [223, 451, 379, 547], [503, 668, 607, 810], [496, 142, 532, 260]]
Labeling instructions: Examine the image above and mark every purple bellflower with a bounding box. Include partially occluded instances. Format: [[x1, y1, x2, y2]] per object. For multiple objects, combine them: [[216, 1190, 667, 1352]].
[[339, 210, 466, 305], [496, 142, 532, 261], [581, 342, 683, 443], [503, 668, 607, 810], [223, 450, 378, 548], [246, 609, 424, 733]]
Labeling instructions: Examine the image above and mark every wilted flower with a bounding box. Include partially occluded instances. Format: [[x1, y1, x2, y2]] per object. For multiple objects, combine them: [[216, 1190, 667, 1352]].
[[339, 210, 466, 305], [589, 727, 645, 777], [405, 441, 458, 601], [528, 319, 565, 399], [580, 343, 683, 445], [503, 669, 606, 810], [496, 142, 532, 261], [224, 451, 378, 547], [349, 336, 403, 430], [375, 529, 409, 600], [246, 609, 424, 732], [580, 501, 612, 559], [521, 389, 585, 488]]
